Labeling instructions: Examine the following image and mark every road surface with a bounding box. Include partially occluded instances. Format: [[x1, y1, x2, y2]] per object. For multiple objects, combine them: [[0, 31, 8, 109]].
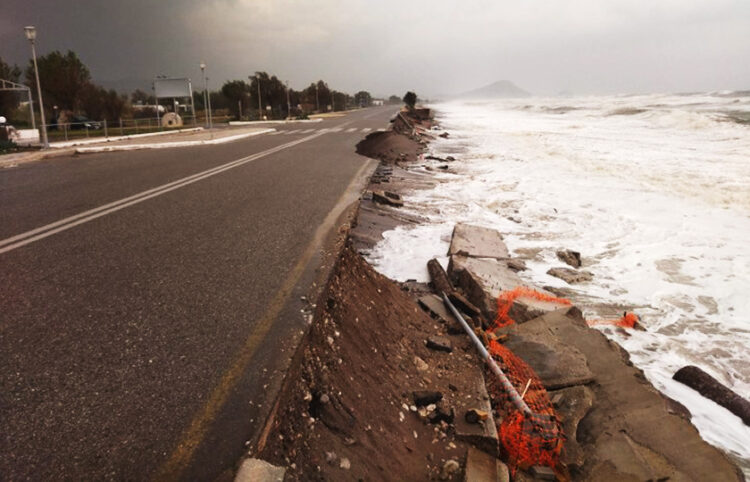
[[0, 106, 396, 480]]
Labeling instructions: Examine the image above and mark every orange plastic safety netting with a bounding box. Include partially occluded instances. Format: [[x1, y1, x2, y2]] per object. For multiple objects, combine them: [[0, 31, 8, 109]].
[[486, 339, 564, 473], [493, 286, 571, 329], [586, 312, 639, 329]]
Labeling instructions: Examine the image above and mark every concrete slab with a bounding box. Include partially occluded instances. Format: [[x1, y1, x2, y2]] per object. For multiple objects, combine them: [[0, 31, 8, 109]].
[[549, 385, 595, 470], [464, 446, 509, 482], [448, 256, 562, 323], [448, 224, 509, 259], [454, 367, 499, 457], [513, 308, 742, 481]]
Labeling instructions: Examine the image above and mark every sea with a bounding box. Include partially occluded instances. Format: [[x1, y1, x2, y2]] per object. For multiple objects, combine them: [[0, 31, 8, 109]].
[[365, 92, 750, 472]]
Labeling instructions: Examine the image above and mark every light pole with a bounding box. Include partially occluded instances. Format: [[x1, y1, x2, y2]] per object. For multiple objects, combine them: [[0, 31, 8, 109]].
[[315, 83, 320, 112], [285, 81, 291, 119], [200, 62, 213, 128], [24, 26, 48, 148]]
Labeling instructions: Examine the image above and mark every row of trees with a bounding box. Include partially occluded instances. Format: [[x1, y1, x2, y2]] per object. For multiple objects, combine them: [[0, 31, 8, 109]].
[[1, 50, 409, 126]]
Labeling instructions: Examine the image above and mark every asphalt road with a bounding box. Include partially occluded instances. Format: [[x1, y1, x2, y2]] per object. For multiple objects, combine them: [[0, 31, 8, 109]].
[[0, 106, 396, 480]]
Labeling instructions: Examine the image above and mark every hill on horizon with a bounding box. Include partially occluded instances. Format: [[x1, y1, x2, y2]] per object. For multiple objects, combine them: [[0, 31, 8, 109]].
[[457, 80, 531, 99]]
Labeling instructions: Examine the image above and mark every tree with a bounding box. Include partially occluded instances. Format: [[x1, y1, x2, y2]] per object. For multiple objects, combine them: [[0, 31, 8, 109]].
[[403, 91, 417, 109], [248, 72, 287, 119], [0, 57, 22, 116], [220, 80, 249, 118], [25, 50, 91, 113], [354, 90, 372, 108], [388, 95, 401, 105], [131, 89, 153, 105]]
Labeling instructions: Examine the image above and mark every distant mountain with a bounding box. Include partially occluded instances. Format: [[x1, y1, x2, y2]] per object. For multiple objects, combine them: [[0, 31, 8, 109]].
[[457, 80, 531, 99]]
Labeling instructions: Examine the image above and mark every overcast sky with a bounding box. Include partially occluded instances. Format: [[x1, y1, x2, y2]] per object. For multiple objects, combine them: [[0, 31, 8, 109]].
[[2, 0, 749, 97]]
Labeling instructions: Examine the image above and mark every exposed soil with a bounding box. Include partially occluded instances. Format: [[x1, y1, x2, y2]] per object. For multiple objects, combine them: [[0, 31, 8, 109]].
[[257, 243, 489, 481]]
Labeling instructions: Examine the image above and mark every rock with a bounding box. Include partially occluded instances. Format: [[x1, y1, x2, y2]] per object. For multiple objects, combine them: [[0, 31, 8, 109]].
[[502, 331, 594, 390], [439, 132, 450, 138], [427, 258, 454, 295], [339, 457, 351, 470], [448, 224, 509, 259], [547, 267, 593, 284], [429, 403, 455, 424], [372, 190, 404, 207], [414, 356, 429, 372], [556, 249, 582, 268], [413, 390, 443, 406], [440, 459, 460, 479], [464, 408, 489, 424], [438, 164, 449, 170], [426, 335, 453, 353], [548, 385, 595, 469], [529, 465, 556, 480], [464, 447, 509, 482], [383, 191, 401, 201], [506, 259, 527, 272], [446, 156, 455, 161], [235, 458, 285, 482], [325, 451, 337, 464], [673, 365, 750, 426], [516, 309, 742, 482]]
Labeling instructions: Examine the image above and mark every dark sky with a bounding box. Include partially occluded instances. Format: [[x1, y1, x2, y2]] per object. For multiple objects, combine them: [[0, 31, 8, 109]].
[[2, 0, 749, 97]]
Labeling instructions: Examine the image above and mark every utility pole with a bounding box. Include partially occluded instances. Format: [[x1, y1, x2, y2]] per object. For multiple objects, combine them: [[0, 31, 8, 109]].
[[315, 83, 320, 112], [200, 62, 212, 128], [24, 26, 48, 148]]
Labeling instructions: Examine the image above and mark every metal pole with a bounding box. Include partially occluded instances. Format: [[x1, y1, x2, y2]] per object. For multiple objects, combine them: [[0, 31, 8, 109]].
[[256, 76, 262, 120], [103, 119, 108, 138], [201, 66, 209, 127], [315, 84, 319, 112], [442, 293, 532, 415], [238, 100, 242, 120], [188, 80, 196, 126], [29, 41, 48, 148]]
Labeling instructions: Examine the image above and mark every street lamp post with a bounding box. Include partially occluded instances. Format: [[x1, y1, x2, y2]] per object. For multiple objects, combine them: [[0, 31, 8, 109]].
[[24, 26, 49, 148], [200, 62, 213, 129], [315, 83, 320, 112]]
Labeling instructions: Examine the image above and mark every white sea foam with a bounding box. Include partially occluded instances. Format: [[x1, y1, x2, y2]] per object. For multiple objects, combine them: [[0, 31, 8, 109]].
[[366, 93, 750, 472]]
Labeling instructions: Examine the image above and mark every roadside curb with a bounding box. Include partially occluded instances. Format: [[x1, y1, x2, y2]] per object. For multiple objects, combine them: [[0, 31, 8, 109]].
[[50, 127, 204, 148], [74, 128, 275, 153]]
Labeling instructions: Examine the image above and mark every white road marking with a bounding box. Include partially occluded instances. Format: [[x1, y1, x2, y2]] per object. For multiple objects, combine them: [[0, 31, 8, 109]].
[[0, 132, 327, 254], [286, 129, 300, 134], [300, 128, 315, 133], [377, 128, 387, 132], [328, 127, 343, 133], [268, 131, 282, 136], [361, 128, 372, 133], [346, 128, 357, 133]]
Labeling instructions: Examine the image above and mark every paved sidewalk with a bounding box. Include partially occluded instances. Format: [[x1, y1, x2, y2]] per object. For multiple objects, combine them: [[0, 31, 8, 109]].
[[0, 126, 274, 167]]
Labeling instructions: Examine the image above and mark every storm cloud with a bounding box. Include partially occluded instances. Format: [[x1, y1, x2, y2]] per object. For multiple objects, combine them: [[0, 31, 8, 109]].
[[2, 0, 749, 96]]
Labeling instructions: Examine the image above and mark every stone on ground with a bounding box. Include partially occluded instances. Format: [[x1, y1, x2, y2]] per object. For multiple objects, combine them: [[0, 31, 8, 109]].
[[448, 224, 509, 259], [235, 458, 285, 482]]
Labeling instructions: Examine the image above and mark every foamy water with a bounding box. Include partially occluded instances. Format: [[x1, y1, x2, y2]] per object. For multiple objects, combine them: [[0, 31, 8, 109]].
[[365, 92, 750, 471]]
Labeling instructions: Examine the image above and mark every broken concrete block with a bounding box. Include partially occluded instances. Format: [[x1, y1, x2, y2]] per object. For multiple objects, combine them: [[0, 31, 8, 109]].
[[454, 367, 499, 457], [464, 447, 510, 482], [503, 323, 594, 390], [235, 458, 285, 482], [427, 258, 454, 295], [548, 385, 595, 469], [448, 224, 509, 259], [448, 256, 562, 322], [547, 267, 593, 284], [372, 190, 404, 207]]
